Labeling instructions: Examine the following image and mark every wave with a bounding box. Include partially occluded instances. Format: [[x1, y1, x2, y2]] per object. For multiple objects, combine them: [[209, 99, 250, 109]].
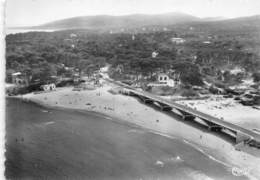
[[188, 170, 215, 180], [148, 130, 258, 180], [127, 129, 145, 134], [105, 117, 112, 120], [148, 130, 232, 169], [41, 110, 49, 113], [44, 121, 55, 125], [182, 139, 231, 168], [148, 130, 177, 139]]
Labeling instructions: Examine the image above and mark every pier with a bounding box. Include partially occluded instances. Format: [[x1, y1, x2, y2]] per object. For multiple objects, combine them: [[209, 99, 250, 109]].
[[111, 79, 260, 149]]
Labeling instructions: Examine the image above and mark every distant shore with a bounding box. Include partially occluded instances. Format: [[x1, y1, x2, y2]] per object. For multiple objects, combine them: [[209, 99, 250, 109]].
[[5, 27, 59, 35], [15, 82, 260, 180]]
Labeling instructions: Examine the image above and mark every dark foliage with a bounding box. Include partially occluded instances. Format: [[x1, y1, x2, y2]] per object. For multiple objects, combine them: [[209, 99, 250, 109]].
[[252, 72, 260, 82], [6, 19, 260, 86]]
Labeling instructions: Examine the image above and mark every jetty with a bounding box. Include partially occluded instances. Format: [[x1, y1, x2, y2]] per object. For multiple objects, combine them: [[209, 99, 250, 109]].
[[109, 79, 260, 149]]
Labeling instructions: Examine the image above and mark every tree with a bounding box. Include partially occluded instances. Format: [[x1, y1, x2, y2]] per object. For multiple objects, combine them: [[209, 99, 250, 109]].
[[173, 62, 204, 86], [252, 72, 260, 82], [31, 62, 57, 83]]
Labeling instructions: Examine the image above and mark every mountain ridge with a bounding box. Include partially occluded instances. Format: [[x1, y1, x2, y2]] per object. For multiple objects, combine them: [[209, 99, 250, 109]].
[[36, 12, 199, 30], [9, 13, 260, 32]]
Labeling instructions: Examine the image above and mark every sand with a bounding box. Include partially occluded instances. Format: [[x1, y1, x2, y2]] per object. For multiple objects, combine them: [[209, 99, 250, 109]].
[[7, 98, 244, 179], [177, 96, 260, 130], [18, 82, 260, 180]]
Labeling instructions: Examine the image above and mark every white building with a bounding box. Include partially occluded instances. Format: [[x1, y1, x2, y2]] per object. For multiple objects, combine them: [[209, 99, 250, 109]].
[[11, 72, 28, 86], [203, 41, 211, 44], [41, 83, 56, 91], [230, 67, 245, 75], [157, 73, 175, 87], [115, 64, 124, 74], [158, 73, 169, 83], [132, 35, 135, 40], [152, 51, 159, 58], [147, 72, 181, 88], [171, 37, 186, 44], [163, 27, 168, 31], [70, 33, 77, 38]]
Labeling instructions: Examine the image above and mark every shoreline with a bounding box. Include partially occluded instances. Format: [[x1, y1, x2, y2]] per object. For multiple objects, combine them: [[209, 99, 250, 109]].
[[10, 85, 260, 179], [11, 96, 234, 168], [8, 96, 236, 174]]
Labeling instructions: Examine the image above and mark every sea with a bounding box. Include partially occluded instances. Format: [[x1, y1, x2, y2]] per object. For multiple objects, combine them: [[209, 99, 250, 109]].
[[5, 98, 247, 180], [5, 28, 59, 35]]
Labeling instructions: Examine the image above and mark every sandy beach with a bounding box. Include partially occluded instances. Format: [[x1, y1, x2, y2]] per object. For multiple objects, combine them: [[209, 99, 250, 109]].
[[177, 96, 260, 130], [7, 98, 248, 180], [17, 82, 260, 179]]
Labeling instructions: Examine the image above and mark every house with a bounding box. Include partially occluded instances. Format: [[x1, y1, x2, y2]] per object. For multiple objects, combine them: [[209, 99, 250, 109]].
[[172, 72, 181, 86], [11, 72, 29, 86], [148, 73, 180, 88], [230, 67, 245, 75], [115, 64, 124, 74], [125, 74, 136, 80], [100, 65, 109, 73], [171, 37, 185, 44], [132, 34, 135, 40], [63, 66, 76, 77], [203, 41, 211, 44], [70, 33, 77, 38], [158, 73, 169, 83], [73, 72, 81, 83], [158, 73, 181, 87], [152, 51, 159, 58], [64, 66, 74, 71], [64, 39, 73, 42], [163, 27, 168, 31], [41, 83, 56, 91]]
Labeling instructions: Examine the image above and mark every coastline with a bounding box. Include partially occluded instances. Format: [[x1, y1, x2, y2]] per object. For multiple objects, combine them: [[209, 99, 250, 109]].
[[11, 84, 260, 179]]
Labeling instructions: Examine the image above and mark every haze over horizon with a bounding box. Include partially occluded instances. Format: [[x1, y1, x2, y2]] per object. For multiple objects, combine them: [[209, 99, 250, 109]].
[[6, 0, 260, 27]]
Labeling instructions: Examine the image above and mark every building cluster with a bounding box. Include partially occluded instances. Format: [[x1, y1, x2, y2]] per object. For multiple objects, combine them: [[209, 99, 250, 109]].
[[114, 64, 182, 89], [11, 71, 57, 92], [10, 65, 80, 92], [11, 72, 29, 86]]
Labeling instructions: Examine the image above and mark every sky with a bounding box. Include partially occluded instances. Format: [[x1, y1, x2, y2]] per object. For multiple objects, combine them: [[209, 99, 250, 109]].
[[5, 0, 260, 27]]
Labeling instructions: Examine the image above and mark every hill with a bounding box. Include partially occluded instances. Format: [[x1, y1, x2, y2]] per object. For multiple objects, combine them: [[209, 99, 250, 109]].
[[34, 12, 200, 30], [193, 15, 260, 31], [19, 13, 260, 35]]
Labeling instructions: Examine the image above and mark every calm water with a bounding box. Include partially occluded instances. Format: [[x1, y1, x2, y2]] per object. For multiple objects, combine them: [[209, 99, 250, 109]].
[[5, 98, 246, 180]]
